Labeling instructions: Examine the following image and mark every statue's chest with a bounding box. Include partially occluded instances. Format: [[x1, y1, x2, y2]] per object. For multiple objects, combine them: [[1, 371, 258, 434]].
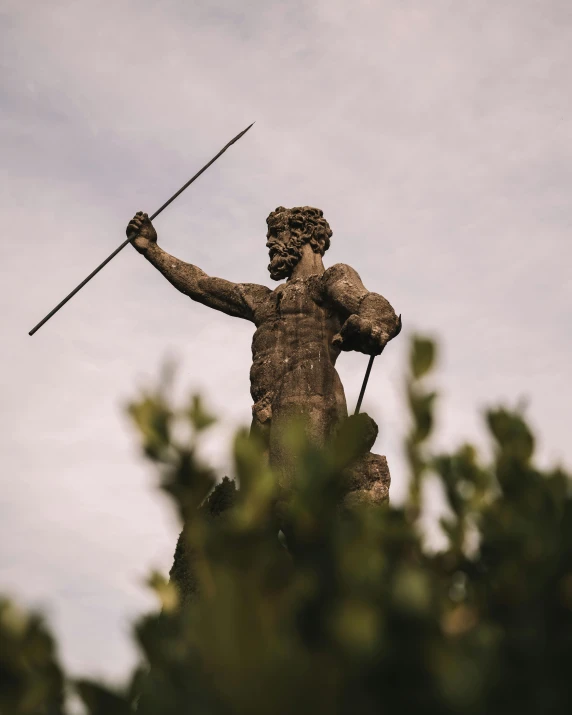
[[272, 278, 322, 318], [253, 277, 328, 328]]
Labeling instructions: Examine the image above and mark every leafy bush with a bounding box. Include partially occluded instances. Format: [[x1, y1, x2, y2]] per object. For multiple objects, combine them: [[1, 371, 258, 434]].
[[2, 335, 571, 714]]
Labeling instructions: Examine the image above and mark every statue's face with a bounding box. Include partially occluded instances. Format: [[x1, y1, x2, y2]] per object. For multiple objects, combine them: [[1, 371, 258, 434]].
[[266, 224, 291, 258], [266, 222, 300, 281]]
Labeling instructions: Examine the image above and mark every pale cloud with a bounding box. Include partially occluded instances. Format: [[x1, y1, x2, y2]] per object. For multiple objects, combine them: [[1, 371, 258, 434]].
[[1, 0, 571, 680]]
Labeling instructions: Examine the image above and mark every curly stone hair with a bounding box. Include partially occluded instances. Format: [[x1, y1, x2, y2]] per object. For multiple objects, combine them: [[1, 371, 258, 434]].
[[266, 206, 333, 256]]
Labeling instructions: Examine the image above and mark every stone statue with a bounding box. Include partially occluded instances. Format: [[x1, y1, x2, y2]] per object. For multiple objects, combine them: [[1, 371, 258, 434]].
[[126, 206, 401, 509]]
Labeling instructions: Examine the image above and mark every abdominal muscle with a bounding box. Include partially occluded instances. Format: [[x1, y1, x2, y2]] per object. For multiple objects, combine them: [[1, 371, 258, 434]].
[[249, 315, 348, 437], [248, 286, 349, 488]]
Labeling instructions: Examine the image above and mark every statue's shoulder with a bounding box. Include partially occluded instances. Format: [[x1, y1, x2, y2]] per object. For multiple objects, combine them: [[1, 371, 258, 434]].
[[239, 282, 273, 301], [320, 264, 367, 313], [321, 263, 363, 289], [237, 282, 273, 321]]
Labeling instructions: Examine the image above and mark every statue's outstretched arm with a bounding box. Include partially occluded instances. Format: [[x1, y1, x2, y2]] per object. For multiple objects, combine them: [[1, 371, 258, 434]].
[[323, 263, 401, 355], [127, 212, 270, 322]]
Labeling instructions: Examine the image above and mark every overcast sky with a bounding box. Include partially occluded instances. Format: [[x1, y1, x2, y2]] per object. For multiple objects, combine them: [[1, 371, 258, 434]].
[[1, 0, 571, 683]]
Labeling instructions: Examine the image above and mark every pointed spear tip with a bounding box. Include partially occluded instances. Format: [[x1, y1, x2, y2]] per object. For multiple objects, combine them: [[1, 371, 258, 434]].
[[228, 121, 256, 146]]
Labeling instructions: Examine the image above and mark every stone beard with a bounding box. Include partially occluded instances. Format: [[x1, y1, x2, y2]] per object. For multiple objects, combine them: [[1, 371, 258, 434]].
[[266, 205, 332, 281], [127, 205, 401, 510]]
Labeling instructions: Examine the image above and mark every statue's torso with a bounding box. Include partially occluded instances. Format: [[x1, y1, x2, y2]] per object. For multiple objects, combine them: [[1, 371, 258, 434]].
[[249, 275, 344, 403]]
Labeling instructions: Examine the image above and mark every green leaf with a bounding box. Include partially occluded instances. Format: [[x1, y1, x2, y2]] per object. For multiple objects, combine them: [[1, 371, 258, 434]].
[[410, 335, 436, 379], [187, 394, 216, 432], [127, 394, 173, 461], [161, 448, 216, 520], [486, 407, 534, 464], [408, 388, 437, 442], [147, 571, 180, 613]]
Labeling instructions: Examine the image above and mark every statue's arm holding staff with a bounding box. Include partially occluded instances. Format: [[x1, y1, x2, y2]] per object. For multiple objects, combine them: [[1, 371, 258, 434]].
[[324, 263, 402, 355], [127, 212, 269, 323]]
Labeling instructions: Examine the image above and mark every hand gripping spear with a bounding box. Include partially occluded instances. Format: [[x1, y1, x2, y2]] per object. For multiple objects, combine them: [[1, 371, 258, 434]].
[[28, 122, 255, 336]]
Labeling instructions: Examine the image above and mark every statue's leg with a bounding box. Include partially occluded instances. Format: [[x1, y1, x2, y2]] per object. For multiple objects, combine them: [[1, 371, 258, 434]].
[[268, 363, 347, 517], [250, 393, 273, 465]]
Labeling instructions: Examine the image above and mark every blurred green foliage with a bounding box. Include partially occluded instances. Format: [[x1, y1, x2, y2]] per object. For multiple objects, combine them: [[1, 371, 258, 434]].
[[2, 335, 572, 714]]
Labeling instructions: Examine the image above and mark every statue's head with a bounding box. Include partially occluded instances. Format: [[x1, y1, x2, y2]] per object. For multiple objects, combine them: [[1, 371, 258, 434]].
[[266, 206, 332, 280]]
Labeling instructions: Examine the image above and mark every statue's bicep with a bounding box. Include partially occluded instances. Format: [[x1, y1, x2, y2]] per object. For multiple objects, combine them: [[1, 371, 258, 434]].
[[189, 275, 247, 319], [322, 263, 368, 316], [193, 276, 270, 322]]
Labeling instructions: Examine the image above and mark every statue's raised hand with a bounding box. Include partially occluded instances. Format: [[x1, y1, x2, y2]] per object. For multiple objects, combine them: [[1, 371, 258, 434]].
[[127, 212, 157, 254]]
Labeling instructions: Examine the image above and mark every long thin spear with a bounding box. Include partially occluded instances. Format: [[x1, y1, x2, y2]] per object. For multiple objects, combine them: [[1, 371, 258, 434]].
[[354, 354, 377, 415], [354, 314, 402, 415], [29, 122, 255, 336]]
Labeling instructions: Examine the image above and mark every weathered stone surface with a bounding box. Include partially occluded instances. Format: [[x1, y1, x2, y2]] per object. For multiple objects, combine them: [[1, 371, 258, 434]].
[[343, 453, 391, 508], [128, 206, 400, 589]]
